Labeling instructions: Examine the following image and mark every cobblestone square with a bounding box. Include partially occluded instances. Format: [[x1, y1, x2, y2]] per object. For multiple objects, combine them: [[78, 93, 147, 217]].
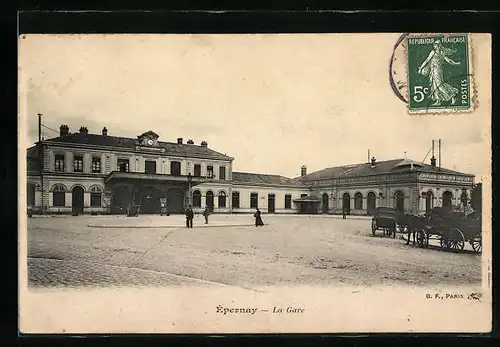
[[26, 214, 481, 290]]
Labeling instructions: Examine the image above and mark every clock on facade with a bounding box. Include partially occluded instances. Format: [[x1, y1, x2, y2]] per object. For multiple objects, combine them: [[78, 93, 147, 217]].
[[147, 139, 154, 146]]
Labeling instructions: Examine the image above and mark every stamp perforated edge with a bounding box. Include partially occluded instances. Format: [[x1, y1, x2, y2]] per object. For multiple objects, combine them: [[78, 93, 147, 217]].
[[404, 33, 477, 115]]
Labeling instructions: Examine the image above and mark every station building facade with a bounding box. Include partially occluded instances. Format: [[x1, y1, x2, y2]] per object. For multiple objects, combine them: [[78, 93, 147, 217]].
[[26, 125, 475, 216]]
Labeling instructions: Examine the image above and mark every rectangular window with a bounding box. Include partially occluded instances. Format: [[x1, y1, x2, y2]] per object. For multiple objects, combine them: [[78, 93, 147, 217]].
[[250, 193, 258, 208], [285, 194, 292, 209], [145, 160, 157, 174], [53, 192, 65, 207], [73, 155, 84, 172], [55, 154, 65, 172], [90, 193, 102, 207], [170, 161, 181, 176], [207, 165, 214, 179], [117, 158, 130, 172], [219, 166, 226, 180], [301, 193, 307, 198], [194, 164, 201, 177], [92, 157, 101, 173], [232, 192, 240, 208]]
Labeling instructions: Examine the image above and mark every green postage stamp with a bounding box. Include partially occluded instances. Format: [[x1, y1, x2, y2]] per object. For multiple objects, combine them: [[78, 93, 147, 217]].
[[406, 33, 475, 113]]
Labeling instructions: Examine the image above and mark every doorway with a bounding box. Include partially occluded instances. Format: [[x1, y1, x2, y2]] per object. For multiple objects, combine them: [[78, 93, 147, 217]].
[[342, 193, 350, 214], [395, 191, 405, 214], [139, 187, 160, 214], [268, 194, 275, 213], [367, 192, 376, 215], [322, 193, 329, 213], [72, 186, 84, 214], [167, 188, 185, 214]]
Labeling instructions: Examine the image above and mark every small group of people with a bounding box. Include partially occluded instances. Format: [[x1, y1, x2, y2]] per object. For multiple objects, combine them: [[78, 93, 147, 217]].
[[184, 206, 265, 228]]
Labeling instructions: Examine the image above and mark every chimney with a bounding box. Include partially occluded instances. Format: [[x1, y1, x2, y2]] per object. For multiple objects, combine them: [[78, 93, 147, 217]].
[[371, 157, 376, 168], [187, 139, 194, 145], [177, 137, 183, 144], [301, 165, 307, 177], [79, 126, 88, 135], [59, 125, 69, 136], [430, 156, 436, 167], [200, 141, 208, 148], [102, 127, 108, 136]]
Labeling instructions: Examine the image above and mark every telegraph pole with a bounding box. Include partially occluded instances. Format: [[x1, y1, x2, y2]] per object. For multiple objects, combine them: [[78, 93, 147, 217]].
[[38, 113, 44, 213]]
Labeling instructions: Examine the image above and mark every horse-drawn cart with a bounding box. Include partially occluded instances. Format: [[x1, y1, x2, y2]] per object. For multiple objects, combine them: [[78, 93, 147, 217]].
[[407, 208, 481, 253], [371, 207, 397, 238]]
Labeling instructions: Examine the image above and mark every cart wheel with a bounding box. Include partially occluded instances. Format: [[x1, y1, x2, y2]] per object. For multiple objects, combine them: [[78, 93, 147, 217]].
[[371, 219, 376, 235], [439, 236, 450, 250], [470, 231, 482, 254], [448, 228, 465, 252], [416, 229, 426, 248]]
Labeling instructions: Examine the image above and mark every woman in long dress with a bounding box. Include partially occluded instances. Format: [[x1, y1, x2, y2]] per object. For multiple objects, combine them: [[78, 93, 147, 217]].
[[254, 208, 264, 227], [417, 40, 461, 106]]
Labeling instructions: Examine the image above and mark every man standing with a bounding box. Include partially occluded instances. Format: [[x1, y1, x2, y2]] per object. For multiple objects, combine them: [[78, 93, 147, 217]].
[[185, 204, 194, 228], [203, 206, 210, 224], [342, 208, 347, 219]]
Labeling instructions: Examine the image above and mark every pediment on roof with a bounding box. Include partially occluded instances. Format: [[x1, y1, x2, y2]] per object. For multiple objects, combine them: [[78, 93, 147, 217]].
[[137, 130, 160, 147]]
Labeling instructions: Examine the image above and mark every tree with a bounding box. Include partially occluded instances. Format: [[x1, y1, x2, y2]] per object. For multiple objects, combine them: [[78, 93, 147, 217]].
[[469, 183, 482, 213]]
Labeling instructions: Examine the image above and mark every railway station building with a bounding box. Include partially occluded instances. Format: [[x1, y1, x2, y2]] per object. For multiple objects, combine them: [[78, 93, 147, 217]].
[[26, 125, 475, 216]]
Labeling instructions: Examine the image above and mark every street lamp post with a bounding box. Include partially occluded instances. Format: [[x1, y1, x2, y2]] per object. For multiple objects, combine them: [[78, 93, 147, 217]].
[[187, 173, 192, 207]]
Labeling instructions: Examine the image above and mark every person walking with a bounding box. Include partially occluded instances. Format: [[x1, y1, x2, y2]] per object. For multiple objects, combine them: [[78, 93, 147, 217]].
[[185, 205, 194, 228], [342, 208, 347, 219], [254, 208, 264, 227], [203, 206, 210, 224]]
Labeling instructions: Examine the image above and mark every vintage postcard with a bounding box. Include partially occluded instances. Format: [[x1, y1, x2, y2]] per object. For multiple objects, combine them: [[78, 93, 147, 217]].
[[18, 33, 492, 334]]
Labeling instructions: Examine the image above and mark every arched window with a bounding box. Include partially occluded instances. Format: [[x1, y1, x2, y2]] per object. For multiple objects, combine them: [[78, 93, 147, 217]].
[[322, 193, 329, 213], [192, 190, 202, 207], [218, 191, 227, 208], [354, 192, 363, 210], [51, 184, 67, 207], [367, 192, 376, 215], [425, 191, 434, 212]]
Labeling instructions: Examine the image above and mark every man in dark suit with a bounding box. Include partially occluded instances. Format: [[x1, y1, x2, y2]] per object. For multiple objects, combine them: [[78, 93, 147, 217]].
[[185, 205, 194, 228]]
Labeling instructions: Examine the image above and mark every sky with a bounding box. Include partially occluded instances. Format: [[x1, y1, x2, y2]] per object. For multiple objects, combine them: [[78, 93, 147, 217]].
[[19, 34, 491, 180]]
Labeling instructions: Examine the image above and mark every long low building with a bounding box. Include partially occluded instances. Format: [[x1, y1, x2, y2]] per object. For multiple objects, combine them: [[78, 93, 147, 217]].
[[26, 125, 475, 215]]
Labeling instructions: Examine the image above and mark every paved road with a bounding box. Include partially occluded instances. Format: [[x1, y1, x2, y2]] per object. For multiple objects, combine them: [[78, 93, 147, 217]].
[[26, 214, 481, 289]]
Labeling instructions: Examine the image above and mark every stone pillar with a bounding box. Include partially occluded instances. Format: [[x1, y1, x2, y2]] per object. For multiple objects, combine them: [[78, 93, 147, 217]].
[[65, 152, 74, 173], [84, 192, 91, 208], [65, 192, 72, 207], [83, 153, 92, 173]]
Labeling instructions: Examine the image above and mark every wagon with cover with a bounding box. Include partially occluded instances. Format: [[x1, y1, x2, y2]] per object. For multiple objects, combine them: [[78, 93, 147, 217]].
[[371, 207, 397, 238]]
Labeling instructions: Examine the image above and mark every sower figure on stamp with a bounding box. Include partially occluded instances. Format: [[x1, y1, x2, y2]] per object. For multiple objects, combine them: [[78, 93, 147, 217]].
[[417, 40, 461, 106], [254, 208, 264, 227], [185, 204, 194, 228], [203, 205, 210, 224]]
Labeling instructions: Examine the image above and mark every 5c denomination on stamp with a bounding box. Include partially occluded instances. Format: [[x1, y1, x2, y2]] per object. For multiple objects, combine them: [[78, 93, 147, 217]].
[[406, 33, 475, 114]]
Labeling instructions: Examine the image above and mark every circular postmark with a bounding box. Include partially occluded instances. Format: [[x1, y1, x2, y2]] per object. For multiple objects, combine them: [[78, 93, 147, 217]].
[[389, 33, 409, 104]]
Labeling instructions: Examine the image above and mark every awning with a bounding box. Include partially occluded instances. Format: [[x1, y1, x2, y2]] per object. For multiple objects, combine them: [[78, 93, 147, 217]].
[[293, 196, 322, 203], [105, 171, 207, 185]]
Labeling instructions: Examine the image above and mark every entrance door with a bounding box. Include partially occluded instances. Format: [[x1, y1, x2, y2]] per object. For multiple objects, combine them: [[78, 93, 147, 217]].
[[167, 188, 185, 214], [367, 192, 376, 215], [442, 191, 452, 210], [342, 193, 350, 214], [395, 191, 405, 214], [322, 193, 329, 213], [206, 191, 214, 211], [72, 186, 84, 214], [268, 194, 275, 213], [140, 187, 160, 214]]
